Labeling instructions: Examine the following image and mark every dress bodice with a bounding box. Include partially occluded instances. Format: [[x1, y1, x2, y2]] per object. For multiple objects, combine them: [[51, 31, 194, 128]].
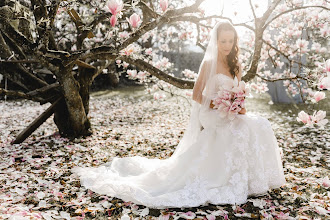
[[214, 73, 236, 86], [216, 73, 235, 80], [209, 73, 237, 95]]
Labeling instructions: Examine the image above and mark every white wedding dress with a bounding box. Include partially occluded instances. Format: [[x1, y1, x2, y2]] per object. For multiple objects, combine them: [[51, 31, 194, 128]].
[[72, 73, 286, 209]]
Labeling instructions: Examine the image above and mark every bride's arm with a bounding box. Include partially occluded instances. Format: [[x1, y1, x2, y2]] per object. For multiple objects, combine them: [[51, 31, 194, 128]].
[[237, 62, 247, 114], [192, 61, 213, 108]]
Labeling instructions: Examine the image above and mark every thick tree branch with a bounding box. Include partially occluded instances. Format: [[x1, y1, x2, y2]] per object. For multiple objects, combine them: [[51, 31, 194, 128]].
[[0, 16, 35, 52], [260, 0, 282, 27], [26, 82, 60, 97], [0, 31, 49, 89], [120, 56, 195, 89], [138, 0, 161, 19], [0, 88, 44, 102]]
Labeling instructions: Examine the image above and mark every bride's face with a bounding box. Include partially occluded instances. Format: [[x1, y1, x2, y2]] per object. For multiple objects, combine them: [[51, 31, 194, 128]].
[[217, 30, 235, 57]]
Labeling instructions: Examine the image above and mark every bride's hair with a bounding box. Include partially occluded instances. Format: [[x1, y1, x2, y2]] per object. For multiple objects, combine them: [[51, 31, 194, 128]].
[[216, 21, 240, 78]]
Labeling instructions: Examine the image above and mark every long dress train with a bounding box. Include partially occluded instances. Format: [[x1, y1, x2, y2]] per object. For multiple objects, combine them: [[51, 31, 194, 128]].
[[71, 73, 286, 209]]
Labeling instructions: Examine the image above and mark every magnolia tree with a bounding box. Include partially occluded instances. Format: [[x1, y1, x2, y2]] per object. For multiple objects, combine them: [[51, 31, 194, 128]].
[[0, 0, 329, 143]]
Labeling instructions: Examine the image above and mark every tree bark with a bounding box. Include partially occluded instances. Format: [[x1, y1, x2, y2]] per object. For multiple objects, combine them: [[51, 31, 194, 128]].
[[53, 66, 91, 137]]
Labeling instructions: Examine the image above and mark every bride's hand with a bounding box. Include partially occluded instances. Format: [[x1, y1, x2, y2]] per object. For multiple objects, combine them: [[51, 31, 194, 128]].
[[209, 101, 215, 109], [238, 108, 246, 114]]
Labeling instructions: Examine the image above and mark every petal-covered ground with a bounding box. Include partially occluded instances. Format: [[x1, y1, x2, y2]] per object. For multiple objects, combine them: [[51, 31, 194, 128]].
[[0, 86, 329, 220]]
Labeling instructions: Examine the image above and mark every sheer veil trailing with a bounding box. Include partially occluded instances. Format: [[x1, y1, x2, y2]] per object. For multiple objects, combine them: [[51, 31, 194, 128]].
[[171, 20, 228, 159]]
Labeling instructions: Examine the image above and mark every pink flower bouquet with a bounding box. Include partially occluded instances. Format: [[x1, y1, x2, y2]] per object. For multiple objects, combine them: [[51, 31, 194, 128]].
[[211, 79, 250, 120]]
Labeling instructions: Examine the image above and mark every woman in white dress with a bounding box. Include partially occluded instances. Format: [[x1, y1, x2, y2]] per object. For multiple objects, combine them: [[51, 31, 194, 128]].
[[72, 20, 286, 209]]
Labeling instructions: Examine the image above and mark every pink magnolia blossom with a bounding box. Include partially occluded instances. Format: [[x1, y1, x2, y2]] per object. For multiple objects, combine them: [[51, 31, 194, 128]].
[[137, 71, 148, 82], [212, 82, 248, 120], [160, 0, 168, 12], [325, 59, 330, 73], [221, 90, 232, 100], [292, 0, 304, 7], [311, 91, 326, 103], [321, 176, 330, 188], [206, 214, 216, 220], [232, 81, 250, 99], [229, 100, 241, 114], [318, 75, 330, 90], [123, 61, 129, 68], [107, 0, 124, 16], [120, 44, 136, 56], [296, 111, 311, 124], [145, 48, 153, 55], [119, 31, 129, 39], [127, 69, 137, 78], [319, 24, 329, 37], [311, 42, 322, 52], [218, 100, 232, 117], [276, 211, 290, 219], [311, 110, 328, 127], [154, 92, 166, 100], [110, 15, 117, 27], [126, 13, 141, 29], [178, 211, 196, 219], [182, 69, 197, 79], [296, 39, 309, 53]]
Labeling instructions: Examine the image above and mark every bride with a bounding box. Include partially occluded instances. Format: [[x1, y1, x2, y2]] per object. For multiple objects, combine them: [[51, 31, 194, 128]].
[[72, 20, 286, 209]]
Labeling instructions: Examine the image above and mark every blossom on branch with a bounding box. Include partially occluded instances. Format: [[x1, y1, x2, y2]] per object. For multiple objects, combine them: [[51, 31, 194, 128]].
[[311, 91, 326, 103], [160, 0, 169, 12], [110, 15, 117, 27], [126, 13, 141, 29], [107, 0, 124, 16]]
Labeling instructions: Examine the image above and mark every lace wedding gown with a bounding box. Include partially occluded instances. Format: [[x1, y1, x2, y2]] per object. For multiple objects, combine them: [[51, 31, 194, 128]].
[[72, 73, 286, 209]]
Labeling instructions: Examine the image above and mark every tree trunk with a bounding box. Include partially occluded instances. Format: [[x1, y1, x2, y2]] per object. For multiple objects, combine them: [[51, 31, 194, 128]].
[[77, 67, 95, 128], [53, 67, 91, 137]]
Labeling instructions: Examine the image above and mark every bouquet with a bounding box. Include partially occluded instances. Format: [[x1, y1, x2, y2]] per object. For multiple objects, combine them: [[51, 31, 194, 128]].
[[211, 79, 250, 120]]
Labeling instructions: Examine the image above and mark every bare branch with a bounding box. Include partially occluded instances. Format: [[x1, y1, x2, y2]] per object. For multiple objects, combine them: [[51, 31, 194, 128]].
[[249, 0, 257, 19], [165, 0, 205, 17], [0, 59, 39, 63], [263, 5, 330, 30], [195, 23, 206, 51], [256, 73, 308, 82], [262, 39, 308, 68], [0, 88, 44, 102], [168, 15, 255, 31]]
